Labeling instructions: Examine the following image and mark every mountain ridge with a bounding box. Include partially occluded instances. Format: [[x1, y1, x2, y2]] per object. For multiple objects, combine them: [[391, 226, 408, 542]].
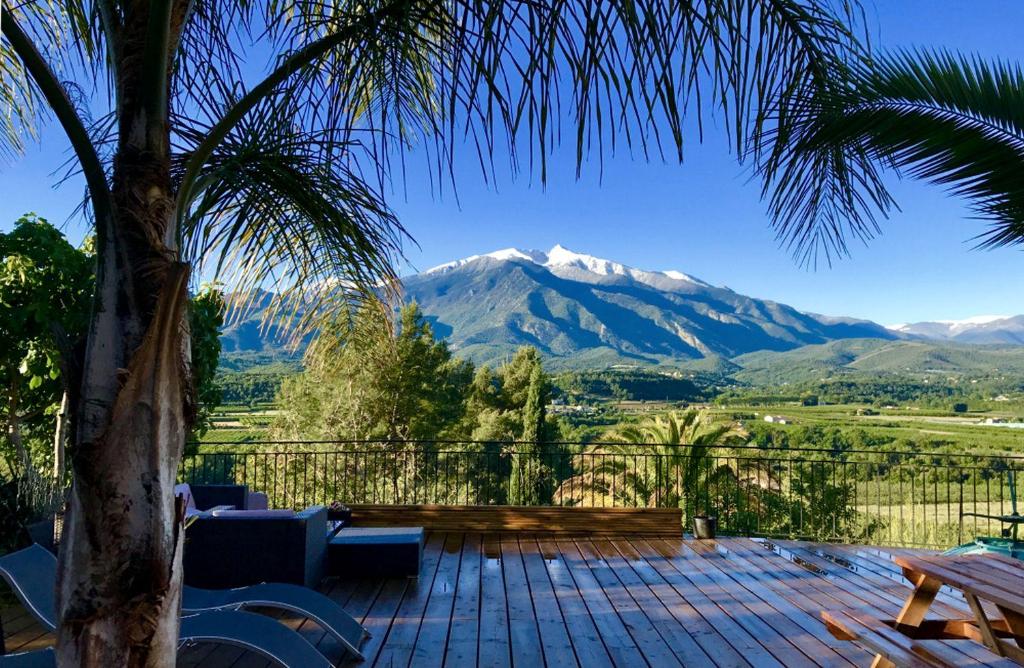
[[401, 245, 895, 368], [220, 245, 1024, 372]]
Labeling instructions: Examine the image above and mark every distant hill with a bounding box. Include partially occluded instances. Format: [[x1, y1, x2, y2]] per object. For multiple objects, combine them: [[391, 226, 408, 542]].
[[891, 315, 1024, 345], [217, 246, 1024, 381], [401, 245, 894, 369], [730, 338, 1024, 386]]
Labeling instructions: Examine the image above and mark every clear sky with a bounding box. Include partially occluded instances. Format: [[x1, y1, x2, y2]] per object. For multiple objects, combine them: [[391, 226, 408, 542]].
[[3, 1, 1023, 326]]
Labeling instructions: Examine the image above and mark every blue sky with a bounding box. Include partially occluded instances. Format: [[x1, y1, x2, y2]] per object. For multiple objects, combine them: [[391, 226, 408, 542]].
[[3, 1, 1023, 326]]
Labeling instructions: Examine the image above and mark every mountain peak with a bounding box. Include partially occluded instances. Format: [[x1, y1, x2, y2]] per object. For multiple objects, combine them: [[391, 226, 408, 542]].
[[423, 244, 712, 289]]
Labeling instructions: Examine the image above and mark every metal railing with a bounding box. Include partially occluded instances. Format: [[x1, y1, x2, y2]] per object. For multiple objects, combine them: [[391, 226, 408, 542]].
[[183, 439, 1024, 548]]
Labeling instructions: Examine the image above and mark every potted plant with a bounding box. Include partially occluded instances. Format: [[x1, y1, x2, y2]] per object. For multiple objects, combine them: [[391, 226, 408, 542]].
[[692, 512, 717, 539]]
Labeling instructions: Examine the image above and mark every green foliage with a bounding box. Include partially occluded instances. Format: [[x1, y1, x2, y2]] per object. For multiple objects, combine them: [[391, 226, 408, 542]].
[[189, 286, 226, 443], [555, 410, 749, 509], [0, 215, 92, 477], [761, 49, 1024, 262], [552, 369, 702, 403], [274, 302, 473, 441]]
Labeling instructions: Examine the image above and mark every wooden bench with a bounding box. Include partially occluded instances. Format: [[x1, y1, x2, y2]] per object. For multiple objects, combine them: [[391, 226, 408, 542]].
[[347, 504, 682, 535], [822, 608, 1019, 668]]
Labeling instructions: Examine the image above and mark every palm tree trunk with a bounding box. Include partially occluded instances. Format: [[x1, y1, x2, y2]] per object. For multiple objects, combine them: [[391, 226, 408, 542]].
[[56, 82, 193, 662]]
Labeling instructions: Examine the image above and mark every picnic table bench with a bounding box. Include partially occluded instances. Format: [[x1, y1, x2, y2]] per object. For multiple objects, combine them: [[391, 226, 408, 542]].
[[822, 554, 1024, 667]]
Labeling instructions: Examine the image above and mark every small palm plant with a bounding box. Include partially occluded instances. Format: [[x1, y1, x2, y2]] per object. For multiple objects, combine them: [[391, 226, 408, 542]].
[[555, 410, 748, 512]]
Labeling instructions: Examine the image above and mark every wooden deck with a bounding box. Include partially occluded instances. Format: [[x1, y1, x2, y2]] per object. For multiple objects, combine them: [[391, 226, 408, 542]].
[[1, 534, 1001, 667]]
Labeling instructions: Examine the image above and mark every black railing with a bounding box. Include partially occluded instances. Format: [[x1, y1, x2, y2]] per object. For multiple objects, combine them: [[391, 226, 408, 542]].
[[183, 439, 1024, 548]]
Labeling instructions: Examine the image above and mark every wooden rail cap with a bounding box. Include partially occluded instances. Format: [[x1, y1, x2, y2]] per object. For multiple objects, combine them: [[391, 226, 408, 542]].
[[347, 504, 683, 536]]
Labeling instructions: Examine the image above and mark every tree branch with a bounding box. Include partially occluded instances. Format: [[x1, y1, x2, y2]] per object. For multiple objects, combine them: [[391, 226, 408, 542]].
[[1, 8, 113, 227], [174, 0, 411, 215]]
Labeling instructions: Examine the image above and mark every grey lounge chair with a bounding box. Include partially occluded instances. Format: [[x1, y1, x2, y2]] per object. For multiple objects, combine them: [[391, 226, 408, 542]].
[[0, 546, 345, 666], [0, 613, 331, 668], [183, 582, 368, 660], [0, 649, 55, 668]]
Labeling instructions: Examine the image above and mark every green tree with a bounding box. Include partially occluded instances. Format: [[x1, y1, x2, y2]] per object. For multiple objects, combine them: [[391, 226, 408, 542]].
[[0, 215, 92, 480], [556, 410, 748, 510], [275, 303, 472, 441], [508, 351, 553, 504], [761, 50, 1024, 264], [2, 0, 866, 660], [187, 286, 226, 446]]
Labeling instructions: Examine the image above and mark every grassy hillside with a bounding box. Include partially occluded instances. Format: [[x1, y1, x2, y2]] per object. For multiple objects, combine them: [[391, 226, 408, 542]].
[[731, 339, 1024, 385]]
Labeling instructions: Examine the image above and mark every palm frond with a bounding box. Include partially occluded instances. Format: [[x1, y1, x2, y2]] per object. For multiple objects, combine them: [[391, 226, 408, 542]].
[[173, 98, 408, 345], [760, 48, 1024, 262], [0, 1, 107, 160]]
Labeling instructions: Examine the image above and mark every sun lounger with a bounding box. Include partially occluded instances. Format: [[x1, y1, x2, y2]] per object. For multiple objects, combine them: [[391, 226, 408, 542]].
[[0, 649, 55, 668], [0, 545, 357, 665], [183, 582, 368, 660]]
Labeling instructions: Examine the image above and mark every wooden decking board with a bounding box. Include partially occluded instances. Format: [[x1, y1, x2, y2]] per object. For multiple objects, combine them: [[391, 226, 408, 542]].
[[591, 538, 716, 667], [3, 534, 1012, 667], [709, 538, 875, 665], [611, 539, 751, 668], [714, 538, 901, 664], [548, 537, 648, 667], [630, 537, 774, 667], [770, 541, 970, 619], [372, 532, 448, 667], [656, 538, 808, 667], [799, 543, 968, 612], [443, 533, 482, 668], [680, 540, 857, 668], [569, 538, 684, 667], [533, 535, 616, 668], [730, 541, 983, 667], [477, 533, 512, 667], [409, 532, 464, 668], [515, 536, 579, 668], [498, 534, 547, 667]]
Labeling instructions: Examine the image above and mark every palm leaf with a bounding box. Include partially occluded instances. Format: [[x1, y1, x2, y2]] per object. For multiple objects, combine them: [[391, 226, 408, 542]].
[[760, 48, 1024, 262]]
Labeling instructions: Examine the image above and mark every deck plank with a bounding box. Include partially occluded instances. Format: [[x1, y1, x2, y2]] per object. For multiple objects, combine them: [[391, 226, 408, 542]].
[[443, 533, 482, 668], [648, 538, 803, 667], [611, 539, 751, 668], [410, 532, 464, 668], [570, 538, 683, 667], [681, 539, 856, 668], [515, 535, 578, 668], [532, 535, 615, 668], [477, 533, 512, 668], [591, 538, 714, 667], [372, 531, 447, 667], [5, 534, 1004, 668], [498, 534, 547, 667]]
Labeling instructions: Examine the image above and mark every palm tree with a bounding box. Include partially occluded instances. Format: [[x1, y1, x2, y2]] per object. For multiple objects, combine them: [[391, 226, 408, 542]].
[[759, 49, 1024, 265], [555, 410, 748, 510], [1, 1, 865, 663]]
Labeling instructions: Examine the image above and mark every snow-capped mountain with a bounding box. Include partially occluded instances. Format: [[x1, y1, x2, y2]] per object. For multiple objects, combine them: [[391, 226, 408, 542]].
[[890, 315, 1024, 345], [427, 244, 712, 289], [404, 244, 894, 367]]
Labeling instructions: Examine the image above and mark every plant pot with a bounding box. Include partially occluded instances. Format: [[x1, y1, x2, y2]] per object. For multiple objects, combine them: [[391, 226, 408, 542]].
[[692, 515, 717, 540], [327, 506, 352, 524]]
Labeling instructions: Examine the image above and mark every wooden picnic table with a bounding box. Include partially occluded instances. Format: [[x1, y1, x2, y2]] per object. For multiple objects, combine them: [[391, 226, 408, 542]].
[[887, 553, 1024, 666]]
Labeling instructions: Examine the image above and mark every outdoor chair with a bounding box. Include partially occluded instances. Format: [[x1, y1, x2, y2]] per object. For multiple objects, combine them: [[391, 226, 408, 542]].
[[0, 544, 367, 663], [0, 611, 333, 668], [0, 649, 54, 668]]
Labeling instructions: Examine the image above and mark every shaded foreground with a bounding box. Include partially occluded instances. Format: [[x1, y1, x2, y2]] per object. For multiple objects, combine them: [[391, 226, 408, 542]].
[[3, 534, 999, 666]]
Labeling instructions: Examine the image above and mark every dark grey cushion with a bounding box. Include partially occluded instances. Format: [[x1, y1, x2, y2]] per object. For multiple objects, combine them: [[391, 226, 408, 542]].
[[331, 527, 424, 545]]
